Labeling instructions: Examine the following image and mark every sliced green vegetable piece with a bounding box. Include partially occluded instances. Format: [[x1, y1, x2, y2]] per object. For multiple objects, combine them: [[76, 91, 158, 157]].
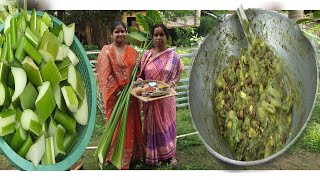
[[15, 35, 27, 62], [21, 56, 43, 86], [43, 136, 55, 165], [15, 108, 22, 130], [49, 25, 64, 44], [41, 12, 52, 27], [10, 16, 17, 50], [11, 67, 27, 103], [61, 85, 79, 113], [16, 15, 27, 34], [0, 62, 8, 82], [0, 82, 10, 107], [1, 37, 8, 64], [24, 27, 40, 49], [20, 82, 38, 110], [62, 23, 75, 47], [48, 116, 57, 137], [4, 14, 13, 35], [29, 9, 37, 32], [40, 59, 62, 89], [35, 81, 56, 124], [56, 44, 70, 61], [7, 33, 14, 64], [53, 85, 67, 111], [0, 109, 16, 136], [54, 124, 66, 157], [73, 93, 88, 125], [53, 108, 76, 134], [17, 134, 33, 158], [63, 132, 77, 155], [67, 50, 79, 66], [26, 133, 45, 167], [23, 38, 42, 65], [9, 126, 27, 152], [38, 30, 61, 62], [68, 64, 85, 100], [56, 56, 71, 80], [21, 109, 38, 130]]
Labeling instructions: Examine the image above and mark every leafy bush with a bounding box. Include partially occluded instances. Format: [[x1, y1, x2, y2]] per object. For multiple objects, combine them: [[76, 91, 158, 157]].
[[301, 122, 320, 152], [83, 44, 99, 60], [173, 27, 203, 47], [198, 16, 218, 37]]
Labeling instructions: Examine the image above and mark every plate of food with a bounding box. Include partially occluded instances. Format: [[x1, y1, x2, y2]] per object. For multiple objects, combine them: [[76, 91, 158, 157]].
[[131, 80, 177, 102]]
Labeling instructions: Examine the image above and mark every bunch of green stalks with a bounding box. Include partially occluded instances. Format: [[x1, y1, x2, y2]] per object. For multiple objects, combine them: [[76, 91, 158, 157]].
[[93, 66, 138, 169]]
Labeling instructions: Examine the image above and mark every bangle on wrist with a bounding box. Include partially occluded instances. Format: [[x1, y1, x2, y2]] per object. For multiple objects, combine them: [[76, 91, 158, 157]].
[[171, 81, 176, 87]]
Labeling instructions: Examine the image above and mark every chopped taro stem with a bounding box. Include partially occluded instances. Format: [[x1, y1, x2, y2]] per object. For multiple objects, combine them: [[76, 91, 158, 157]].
[[73, 92, 88, 125], [21, 56, 43, 86], [26, 134, 45, 167], [35, 81, 56, 124], [68, 64, 85, 100], [11, 67, 27, 103], [61, 85, 79, 113], [62, 23, 75, 47]]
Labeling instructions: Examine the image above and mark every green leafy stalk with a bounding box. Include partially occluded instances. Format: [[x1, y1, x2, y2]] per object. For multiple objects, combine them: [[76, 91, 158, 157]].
[[94, 67, 138, 168], [111, 67, 138, 169], [111, 92, 130, 169], [93, 84, 129, 165]]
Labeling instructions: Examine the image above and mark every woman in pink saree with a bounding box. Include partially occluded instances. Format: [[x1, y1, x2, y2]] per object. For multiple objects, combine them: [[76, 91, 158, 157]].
[[137, 24, 184, 168], [96, 21, 144, 169]]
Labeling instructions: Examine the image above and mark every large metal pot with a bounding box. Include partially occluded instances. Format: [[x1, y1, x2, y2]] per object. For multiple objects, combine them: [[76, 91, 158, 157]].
[[188, 9, 318, 166]]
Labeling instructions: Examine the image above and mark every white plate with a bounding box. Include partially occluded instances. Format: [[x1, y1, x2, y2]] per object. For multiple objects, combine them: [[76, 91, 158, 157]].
[[148, 82, 157, 87]]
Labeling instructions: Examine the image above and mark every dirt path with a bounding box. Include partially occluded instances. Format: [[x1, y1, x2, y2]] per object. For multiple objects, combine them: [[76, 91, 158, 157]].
[[1, 148, 320, 170], [175, 146, 320, 170], [251, 149, 320, 170]]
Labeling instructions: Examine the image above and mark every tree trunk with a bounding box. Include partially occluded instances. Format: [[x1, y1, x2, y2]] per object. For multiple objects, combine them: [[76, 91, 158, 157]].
[[57, 10, 64, 22], [98, 22, 108, 48], [194, 10, 201, 27], [91, 18, 106, 48], [85, 19, 92, 45], [288, 10, 304, 20]]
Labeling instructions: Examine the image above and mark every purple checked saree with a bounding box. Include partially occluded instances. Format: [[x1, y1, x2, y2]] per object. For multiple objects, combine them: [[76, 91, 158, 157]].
[[138, 48, 184, 165]]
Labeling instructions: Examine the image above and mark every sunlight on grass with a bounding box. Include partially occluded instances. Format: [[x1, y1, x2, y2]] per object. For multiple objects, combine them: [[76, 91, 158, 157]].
[[176, 108, 196, 135]]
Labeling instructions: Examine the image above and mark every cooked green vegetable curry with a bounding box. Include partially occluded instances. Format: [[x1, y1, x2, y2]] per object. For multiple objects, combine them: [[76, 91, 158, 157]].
[[214, 36, 298, 161]]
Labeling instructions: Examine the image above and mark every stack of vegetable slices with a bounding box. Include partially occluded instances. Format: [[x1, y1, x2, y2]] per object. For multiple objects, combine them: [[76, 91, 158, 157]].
[[0, 9, 88, 168]]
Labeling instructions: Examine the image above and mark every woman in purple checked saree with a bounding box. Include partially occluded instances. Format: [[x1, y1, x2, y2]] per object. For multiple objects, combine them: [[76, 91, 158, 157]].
[[137, 24, 184, 168]]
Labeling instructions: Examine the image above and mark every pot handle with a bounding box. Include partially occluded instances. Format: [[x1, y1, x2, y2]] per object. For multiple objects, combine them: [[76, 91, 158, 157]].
[[236, 5, 256, 47]]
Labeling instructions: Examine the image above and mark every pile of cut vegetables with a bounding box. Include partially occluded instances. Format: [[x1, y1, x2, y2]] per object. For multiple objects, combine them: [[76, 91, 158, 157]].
[[0, 9, 88, 167], [214, 36, 298, 161]]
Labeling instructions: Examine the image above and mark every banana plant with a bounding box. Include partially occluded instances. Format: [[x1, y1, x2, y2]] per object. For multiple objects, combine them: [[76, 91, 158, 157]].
[[296, 11, 320, 34], [126, 10, 171, 55], [295, 11, 320, 52]]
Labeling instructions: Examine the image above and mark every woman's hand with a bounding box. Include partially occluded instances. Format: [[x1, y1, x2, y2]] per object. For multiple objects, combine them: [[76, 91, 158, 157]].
[[168, 81, 177, 89], [137, 78, 143, 81], [136, 59, 141, 67]]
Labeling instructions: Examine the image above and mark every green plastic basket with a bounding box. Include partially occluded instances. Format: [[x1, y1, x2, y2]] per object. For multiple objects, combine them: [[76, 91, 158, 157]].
[[0, 11, 97, 170]]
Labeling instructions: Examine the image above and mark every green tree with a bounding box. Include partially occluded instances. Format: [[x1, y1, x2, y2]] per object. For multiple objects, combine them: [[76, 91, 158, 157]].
[[126, 10, 165, 54], [48, 10, 123, 48]]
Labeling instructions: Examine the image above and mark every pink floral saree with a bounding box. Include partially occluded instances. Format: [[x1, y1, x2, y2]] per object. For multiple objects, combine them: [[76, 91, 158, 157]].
[[138, 48, 184, 165]]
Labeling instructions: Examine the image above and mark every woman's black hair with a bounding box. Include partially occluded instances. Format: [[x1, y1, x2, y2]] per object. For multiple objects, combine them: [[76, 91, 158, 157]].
[[151, 24, 170, 40], [109, 20, 127, 33]]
